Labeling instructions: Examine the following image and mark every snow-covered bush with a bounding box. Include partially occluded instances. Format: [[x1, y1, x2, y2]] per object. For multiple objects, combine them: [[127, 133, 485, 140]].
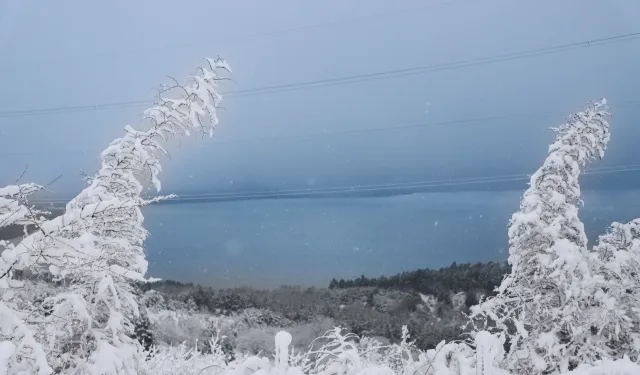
[[143, 334, 235, 375], [141, 289, 167, 310], [235, 318, 337, 357], [142, 327, 640, 375], [236, 308, 296, 328], [590, 219, 640, 359], [148, 309, 235, 350], [562, 357, 640, 375], [471, 99, 612, 374], [0, 184, 52, 375], [0, 57, 230, 375], [284, 326, 478, 375]]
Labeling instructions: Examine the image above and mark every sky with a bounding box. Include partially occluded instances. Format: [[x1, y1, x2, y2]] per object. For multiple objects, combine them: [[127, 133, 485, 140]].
[[1, 0, 640, 199]]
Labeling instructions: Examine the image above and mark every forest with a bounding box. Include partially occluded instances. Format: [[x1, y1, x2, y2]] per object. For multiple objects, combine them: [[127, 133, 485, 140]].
[[130, 260, 509, 350], [328, 261, 509, 301]]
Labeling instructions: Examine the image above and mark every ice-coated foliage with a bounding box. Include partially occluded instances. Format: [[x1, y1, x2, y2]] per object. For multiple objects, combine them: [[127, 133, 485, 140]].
[[0, 184, 52, 375], [590, 219, 640, 359], [0, 183, 48, 285], [562, 357, 640, 375], [471, 99, 612, 374], [0, 60, 638, 375], [139, 328, 640, 375], [142, 327, 640, 375], [0, 58, 230, 375], [142, 334, 234, 375]]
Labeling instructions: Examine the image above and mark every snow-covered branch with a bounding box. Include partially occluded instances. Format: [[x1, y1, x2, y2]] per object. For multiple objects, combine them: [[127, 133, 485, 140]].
[[471, 99, 611, 374], [590, 219, 640, 360], [0, 57, 230, 375]]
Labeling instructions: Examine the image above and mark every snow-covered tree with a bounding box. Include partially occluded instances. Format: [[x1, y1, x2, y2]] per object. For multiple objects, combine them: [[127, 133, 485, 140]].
[[589, 219, 640, 359], [471, 99, 611, 374], [0, 183, 52, 375], [1, 57, 230, 375]]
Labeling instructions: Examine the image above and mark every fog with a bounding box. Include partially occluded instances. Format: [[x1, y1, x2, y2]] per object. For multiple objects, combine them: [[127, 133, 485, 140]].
[[1, 0, 639, 199]]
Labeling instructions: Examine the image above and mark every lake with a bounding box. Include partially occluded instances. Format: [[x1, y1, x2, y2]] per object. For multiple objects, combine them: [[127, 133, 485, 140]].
[[142, 189, 640, 288]]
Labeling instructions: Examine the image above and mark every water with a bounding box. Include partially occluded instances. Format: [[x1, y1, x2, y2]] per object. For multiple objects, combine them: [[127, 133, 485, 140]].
[[142, 189, 640, 288]]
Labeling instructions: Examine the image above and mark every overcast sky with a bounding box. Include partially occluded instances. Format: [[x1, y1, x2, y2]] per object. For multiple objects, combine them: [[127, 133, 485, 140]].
[[1, 0, 639, 198]]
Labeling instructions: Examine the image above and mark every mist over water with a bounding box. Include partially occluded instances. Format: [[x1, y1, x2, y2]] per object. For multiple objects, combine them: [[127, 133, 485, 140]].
[[143, 189, 640, 288]]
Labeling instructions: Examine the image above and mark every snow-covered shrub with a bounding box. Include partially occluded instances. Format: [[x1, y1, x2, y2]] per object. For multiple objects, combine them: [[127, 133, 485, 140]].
[[147, 309, 230, 348], [141, 289, 167, 310], [235, 318, 336, 357], [0, 57, 231, 375], [0, 184, 52, 375], [236, 308, 295, 328], [590, 220, 640, 360], [244, 328, 490, 375], [450, 292, 467, 311], [143, 334, 235, 375], [471, 99, 612, 374], [474, 331, 509, 375], [141, 325, 640, 375], [562, 357, 640, 375]]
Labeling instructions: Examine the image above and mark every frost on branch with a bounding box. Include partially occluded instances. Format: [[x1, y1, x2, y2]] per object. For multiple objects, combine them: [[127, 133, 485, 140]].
[[6, 58, 230, 375], [0, 183, 47, 284], [590, 219, 640, 360], [471, 99, 611, 374], [0, 183, 52, 375]]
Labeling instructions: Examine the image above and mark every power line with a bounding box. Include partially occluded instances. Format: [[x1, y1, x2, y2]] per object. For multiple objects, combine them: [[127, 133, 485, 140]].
[[173, 174, 534, 200], [29, 164, 640, 204], [154, 164, 640, 201], [213, 100, 640, 144], [3, 101, 640, 158], [3, 113, 538, 156], [0, 100, 155, 119], [227, 32, 640, 97], [1, 31, 639, 119]]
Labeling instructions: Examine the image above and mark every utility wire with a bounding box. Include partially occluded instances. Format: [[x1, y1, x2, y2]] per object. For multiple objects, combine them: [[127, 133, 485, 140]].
[[3, 101, 640, 158], [227, 32, 640, 97], [30, 164, 640, 204], [146, 164, 640, 202], [1, 31, 639, 119], [0, 112, 597, 156]]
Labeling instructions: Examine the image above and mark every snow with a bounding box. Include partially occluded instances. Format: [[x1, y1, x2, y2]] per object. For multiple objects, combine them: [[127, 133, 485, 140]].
[[471, 99, 618, 373], [0, 66, 637, 375], [139, 328, 640, 375], [0, 341, 16, 375], [275, 331, 292, 370], [0, 57, 230, 375], [564, 358, 640, 375]]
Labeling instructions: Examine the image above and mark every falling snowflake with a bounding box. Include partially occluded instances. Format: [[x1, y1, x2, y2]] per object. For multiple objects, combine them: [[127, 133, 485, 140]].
[[425, 101, 432, 113]]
